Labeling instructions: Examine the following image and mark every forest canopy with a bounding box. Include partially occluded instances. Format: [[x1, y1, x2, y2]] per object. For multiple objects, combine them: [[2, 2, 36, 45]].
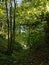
[[0, 0, 49, 65]]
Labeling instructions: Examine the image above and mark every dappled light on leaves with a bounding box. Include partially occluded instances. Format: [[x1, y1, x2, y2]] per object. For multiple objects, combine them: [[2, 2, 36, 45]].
[[46, 4, 49, 12], [0, 0, 49, 65]]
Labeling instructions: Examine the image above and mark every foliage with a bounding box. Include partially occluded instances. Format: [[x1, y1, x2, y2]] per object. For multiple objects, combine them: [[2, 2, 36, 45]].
[[0, 0, 49, 65]]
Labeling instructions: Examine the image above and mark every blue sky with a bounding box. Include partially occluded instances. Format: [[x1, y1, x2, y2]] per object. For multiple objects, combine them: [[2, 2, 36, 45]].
[[17, 0, 22, 5], [12, 0, 22, 7]]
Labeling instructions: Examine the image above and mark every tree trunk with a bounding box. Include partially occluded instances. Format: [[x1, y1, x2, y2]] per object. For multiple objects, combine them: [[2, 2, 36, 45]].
[[5, 0, 10, 54], [45, 12, 49, 47], [13, 0, 16, 46]]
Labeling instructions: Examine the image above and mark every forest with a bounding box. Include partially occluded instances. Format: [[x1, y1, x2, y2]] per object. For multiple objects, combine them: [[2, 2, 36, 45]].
[[0, 0, 49, 65]]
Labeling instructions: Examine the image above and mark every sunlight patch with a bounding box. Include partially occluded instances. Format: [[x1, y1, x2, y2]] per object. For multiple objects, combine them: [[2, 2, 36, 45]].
[[46, 4, 49, 12]]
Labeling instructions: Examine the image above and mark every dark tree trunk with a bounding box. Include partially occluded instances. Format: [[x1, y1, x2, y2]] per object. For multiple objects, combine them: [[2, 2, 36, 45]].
[[8, 0, 13, 54], [13, 0, 16, 44], [5, 0, 16, 55], [45, 12, 49, 49], [5, 0, 10, 54]]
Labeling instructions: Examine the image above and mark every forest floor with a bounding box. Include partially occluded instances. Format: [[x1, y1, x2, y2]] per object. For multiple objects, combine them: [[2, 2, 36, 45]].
[[0, 37, 49, 65]]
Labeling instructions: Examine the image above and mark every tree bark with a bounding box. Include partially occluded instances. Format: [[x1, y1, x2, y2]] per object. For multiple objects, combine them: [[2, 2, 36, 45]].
[[5, 0, 10, 54], [13, 0, 16, 45]]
